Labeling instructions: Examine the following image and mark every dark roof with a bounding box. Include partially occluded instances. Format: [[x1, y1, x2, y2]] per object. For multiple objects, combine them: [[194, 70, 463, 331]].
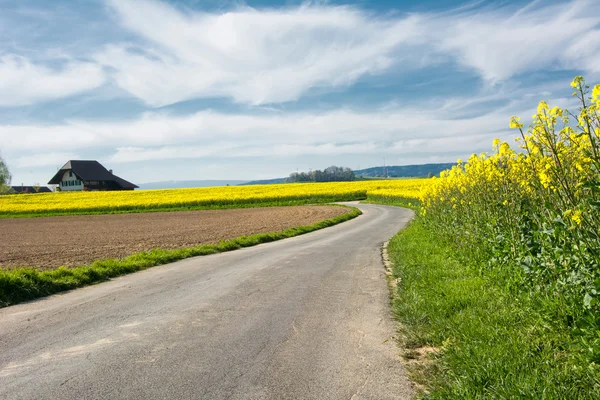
[[11, 186, 52, 194], [48, 160, 138, 189], [111, 175, 138, 190]]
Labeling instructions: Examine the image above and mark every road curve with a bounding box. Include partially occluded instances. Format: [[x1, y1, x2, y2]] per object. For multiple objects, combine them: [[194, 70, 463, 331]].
[[0, 203, 415, 400]]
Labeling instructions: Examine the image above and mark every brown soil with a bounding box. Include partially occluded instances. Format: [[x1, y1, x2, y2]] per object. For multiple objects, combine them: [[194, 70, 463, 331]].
[[0, 206, 348, 270]]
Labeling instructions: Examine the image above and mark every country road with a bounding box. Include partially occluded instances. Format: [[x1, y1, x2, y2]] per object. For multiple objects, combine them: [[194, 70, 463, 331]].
[[0, 203, 415, 400]]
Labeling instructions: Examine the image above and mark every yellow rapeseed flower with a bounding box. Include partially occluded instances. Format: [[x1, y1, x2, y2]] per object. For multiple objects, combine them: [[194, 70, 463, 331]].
[[593, 84, 600, 103], [549, 106, 562, 117], [571, 210, 583, 225], [509, 117, 523, 129]]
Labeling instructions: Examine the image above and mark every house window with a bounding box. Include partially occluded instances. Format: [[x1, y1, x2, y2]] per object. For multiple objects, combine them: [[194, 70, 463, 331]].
[[69, 171, 72, 177]]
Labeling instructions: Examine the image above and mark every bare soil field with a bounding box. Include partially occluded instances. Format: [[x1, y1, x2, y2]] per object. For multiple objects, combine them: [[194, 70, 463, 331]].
[[0, 206, 349, 270]]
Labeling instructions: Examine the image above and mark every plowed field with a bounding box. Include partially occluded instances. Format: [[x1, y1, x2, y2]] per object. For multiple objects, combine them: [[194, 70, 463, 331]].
[[1, 206, 349, 270]]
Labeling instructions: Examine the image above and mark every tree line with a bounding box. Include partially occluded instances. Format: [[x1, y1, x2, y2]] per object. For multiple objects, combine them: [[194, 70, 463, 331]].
[[287, 166, 355, 183], [0, 154, 11, 194]]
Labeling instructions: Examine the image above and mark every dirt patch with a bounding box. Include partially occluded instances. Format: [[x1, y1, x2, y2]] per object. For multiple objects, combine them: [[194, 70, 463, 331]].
[[0, 206, 349, 270], [403, 346, 440, 364], [402, 346, 440, 396]]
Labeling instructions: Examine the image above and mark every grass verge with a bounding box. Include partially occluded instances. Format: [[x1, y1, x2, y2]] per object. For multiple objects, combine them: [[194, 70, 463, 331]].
[[387, 217, 600, 398], [0, 206, 361, 308]]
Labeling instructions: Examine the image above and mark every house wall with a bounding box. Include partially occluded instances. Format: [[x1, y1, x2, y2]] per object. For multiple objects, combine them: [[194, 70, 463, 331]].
[[59, 170, 84, 191]]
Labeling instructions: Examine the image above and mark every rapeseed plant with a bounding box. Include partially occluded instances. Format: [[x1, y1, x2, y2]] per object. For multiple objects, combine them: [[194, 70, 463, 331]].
[[421, 78, 600, 366]]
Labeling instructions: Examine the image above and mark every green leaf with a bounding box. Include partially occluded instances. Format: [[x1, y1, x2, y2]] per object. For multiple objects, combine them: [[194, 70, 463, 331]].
[[584, 293, 595, 308]]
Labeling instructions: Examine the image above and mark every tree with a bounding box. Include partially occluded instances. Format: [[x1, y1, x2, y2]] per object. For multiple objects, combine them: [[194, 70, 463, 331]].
[[0, 154, 11, 194], [287, 166, 355, 183]]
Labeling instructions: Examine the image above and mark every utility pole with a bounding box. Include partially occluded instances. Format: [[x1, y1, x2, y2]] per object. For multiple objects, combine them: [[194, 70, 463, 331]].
[[383, 157, 387, 178]]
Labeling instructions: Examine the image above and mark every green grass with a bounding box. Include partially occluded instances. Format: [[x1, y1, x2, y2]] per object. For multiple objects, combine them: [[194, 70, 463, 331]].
[[387, 218, 600, 399], [363, 195, 421, 210], [0, 206, 361, 308]]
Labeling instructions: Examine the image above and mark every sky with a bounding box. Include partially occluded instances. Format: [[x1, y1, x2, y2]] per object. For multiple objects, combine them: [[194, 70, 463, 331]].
[[1, 0, 599, 185]]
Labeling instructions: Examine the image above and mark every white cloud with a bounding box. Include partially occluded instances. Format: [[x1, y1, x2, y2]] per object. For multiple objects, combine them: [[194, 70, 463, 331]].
[[0, 104, 513, 166], [108, 134, 500, 164], [14, 152, 80, 168], [108, 143, 382, 163], [96, 0, 424, 106], [0, 55, 106, 106], [2, 0, 599, 109], [91, 0, 600, 107], [431, 0, 600, 82], [90, 0, 600, 106]]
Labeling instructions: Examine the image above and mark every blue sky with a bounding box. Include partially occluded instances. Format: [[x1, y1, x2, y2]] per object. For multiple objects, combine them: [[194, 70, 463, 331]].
[[1, 0, 599, 184]]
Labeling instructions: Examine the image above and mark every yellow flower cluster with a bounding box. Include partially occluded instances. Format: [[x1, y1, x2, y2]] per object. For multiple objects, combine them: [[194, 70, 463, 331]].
[[0, 179, 429, 216], [421, 76, 600, 309], [362, 179, 429, 201]]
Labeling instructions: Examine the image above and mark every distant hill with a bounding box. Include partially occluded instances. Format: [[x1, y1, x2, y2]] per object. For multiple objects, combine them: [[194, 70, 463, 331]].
[[242, 163, 455, 186], [241, 178, 287, 185], [138, 180, 249, 190], [355, 163, 454, 178]]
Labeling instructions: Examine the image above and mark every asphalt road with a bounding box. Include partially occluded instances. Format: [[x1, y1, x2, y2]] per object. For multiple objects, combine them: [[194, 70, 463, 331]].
[[0, 203, 415, 400]]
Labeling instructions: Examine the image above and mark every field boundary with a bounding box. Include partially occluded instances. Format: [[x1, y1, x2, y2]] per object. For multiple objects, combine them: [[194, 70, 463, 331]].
[[0, 205, 361, 308], [0, 197, 367, 219]]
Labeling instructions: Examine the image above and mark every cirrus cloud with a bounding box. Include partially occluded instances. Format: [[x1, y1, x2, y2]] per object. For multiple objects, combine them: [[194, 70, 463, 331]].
[[2, 0, 599, 109], [96, 0, 425, 106], [0, 103, 513, 166], [0, 55, 105, 107], [432, 0, 600, 82], [92, 0, 600, 108]]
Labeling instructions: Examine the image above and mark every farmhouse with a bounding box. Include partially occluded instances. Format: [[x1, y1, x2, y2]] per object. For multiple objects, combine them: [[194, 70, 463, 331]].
[[48, 160, 138, 191]]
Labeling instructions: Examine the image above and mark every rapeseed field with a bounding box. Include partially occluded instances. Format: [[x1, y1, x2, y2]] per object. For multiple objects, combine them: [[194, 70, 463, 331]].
[[0, 179, 429, 216]]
